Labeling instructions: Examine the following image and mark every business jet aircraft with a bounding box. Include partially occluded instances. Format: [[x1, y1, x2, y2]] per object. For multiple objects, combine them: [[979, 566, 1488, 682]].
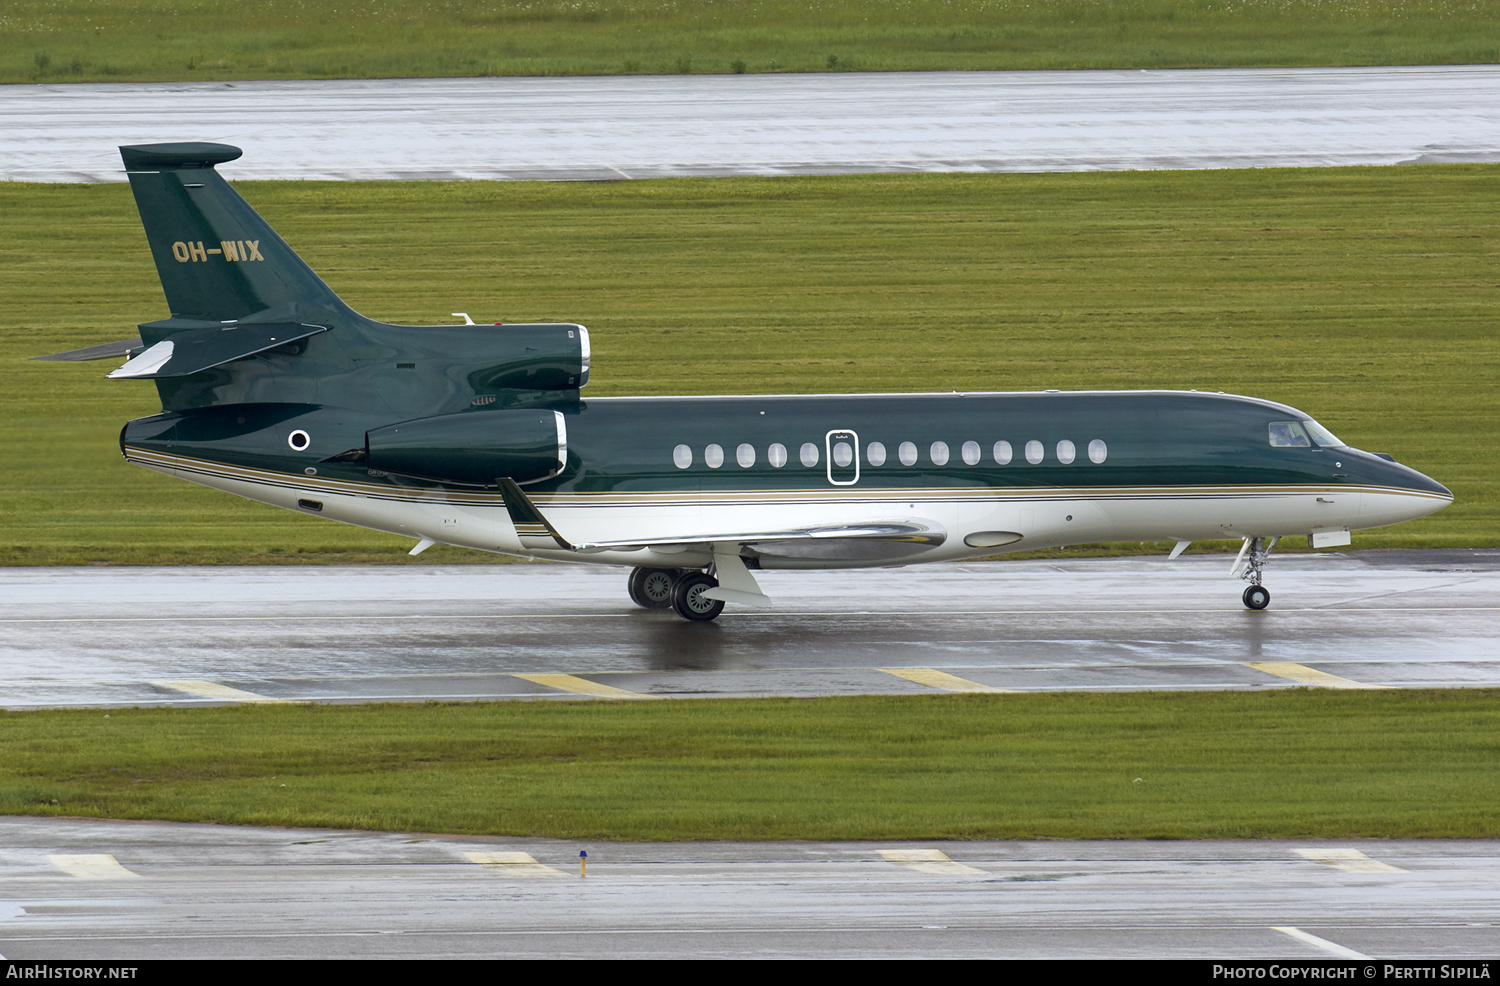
[[40, 143, 1452, 621]]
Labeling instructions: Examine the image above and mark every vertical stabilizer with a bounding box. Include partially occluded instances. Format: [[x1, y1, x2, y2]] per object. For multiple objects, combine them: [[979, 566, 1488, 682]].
[[119, 143, 346, 322]]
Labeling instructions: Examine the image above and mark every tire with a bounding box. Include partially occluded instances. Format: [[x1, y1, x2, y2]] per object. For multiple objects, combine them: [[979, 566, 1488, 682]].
[[1242, 584, 1271, 610], [628, 567, 678, 609], [671, 571, 725, 622]]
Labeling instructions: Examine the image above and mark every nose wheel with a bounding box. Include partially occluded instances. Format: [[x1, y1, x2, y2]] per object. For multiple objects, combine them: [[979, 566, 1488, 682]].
[[1233, 536, 1279, 610], [1242, 584, 1271, 610]]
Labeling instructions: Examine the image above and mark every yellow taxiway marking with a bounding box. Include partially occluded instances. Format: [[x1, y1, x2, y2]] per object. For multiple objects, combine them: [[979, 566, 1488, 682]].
[[878, 849, 988, 876], [512, 673, 655, 699], [1271, 926, 1370, 959], [1295, 848, 1404, 873], [48, 854, 141, 879], [151, 680, 295, 703], [1245, 662, 1389, 690], [879, 668, 1016, 693], [464, 851, 568, 877]]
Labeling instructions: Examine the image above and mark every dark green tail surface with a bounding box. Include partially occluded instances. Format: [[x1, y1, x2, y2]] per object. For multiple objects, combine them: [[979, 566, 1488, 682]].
[[121, 143, 347, 322]]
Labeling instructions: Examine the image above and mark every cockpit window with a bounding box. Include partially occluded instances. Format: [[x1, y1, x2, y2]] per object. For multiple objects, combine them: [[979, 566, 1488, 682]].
[[1268, 421, 1312, 447], [1302, 419, 1346, 448]]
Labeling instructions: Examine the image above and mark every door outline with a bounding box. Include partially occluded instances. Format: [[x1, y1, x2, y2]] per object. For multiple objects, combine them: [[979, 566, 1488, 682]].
[[825, 429, 860, 486]]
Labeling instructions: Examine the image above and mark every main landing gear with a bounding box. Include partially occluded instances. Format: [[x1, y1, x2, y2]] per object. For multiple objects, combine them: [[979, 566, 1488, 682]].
[[627, 567, 726, 622], [1233, 536, 1279, 611]]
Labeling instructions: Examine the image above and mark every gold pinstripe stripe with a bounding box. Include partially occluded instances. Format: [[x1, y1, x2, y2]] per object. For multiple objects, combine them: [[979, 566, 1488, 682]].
[[124, 446, 1450, 509]]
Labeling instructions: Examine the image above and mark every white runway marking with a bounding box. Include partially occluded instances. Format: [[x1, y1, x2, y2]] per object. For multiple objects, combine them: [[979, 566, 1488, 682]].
[[1295, 848, 1405, 873], [1272, 926, 1370, 959], [464, 851, 568, 878], [878, 849, 987, 876], [47, 854, 141, 879]]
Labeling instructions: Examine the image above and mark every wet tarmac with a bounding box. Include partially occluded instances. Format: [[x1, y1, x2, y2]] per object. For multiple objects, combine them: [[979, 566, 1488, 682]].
[[0, 550, 1495, 709], [5, 66, 1499, 183], [1, 817, 1497, 959]]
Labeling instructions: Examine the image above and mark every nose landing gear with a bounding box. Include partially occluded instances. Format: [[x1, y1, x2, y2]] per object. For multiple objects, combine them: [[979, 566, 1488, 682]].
[[1233, 536, 1279, 610], [1242, 584, 1271, 610]]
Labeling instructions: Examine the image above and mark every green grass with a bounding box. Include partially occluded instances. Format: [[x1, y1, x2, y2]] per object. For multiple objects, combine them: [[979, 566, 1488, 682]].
[[3, 166, 1496, 564], [5, 0, 1500, 84], [4, 691, 1497, 839]]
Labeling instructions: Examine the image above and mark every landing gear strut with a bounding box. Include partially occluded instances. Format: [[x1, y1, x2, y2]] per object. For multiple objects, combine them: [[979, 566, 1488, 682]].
[[1233, 536, 1278, 610], [627, 567, 679, 609]]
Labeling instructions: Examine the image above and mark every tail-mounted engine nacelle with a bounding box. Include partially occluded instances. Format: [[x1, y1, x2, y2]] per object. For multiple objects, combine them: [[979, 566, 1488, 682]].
[[366, 409, 567, 486], [461, 323, 590, 393]]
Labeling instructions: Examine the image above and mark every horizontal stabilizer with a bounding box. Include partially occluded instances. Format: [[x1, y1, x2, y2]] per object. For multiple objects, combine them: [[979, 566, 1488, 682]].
[[32, 338, 143, 362], [107, 323, 326, 379]]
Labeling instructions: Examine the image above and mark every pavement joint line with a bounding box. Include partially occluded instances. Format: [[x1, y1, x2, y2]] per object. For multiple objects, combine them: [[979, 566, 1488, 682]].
[[464, 851, 569, 877], [511, 673, 657, 700], [150, 680, 300, 703], [1244, 662, 1389, 690], [47, 854, 141, 880], [877, 849, 988, 876], [1271, 926, 1370, 959], [2, 606, 1495, 623], [1316, 577, 1484, 609], [1295, 848, 1405, 872], [878, 668, 1017, 693]]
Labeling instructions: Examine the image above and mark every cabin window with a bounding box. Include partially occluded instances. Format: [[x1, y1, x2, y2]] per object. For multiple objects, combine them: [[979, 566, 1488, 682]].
[[961, 441, 980, 465], [736, 443, 756, 468], [898, 442, 918, 466], [673, 444, 692, 469], [768, 443, 788, 468], [705, 444, 724, 468], [930, 441, 950, 466], [1088, 439, 1107, 463], [1057, 440, 1076, 464], [866, 442, 886, 466], [1025, 440, 1044, 464], [800, 442, 819, 467], [994, 441, 1013, 465], [832, 441, 853, 467], [1268, 421, 1311, 448]]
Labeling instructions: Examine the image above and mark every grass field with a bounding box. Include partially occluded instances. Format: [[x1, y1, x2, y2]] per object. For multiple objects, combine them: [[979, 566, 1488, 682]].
[[5, 0, 1500, 84], [4, 690, 1497, 839], [3, 165, 1495, 565]]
